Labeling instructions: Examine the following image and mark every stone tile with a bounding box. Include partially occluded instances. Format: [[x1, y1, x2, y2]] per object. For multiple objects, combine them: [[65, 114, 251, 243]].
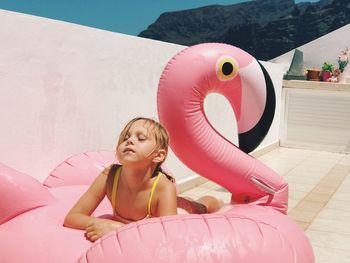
[[312, 185, 338, 195], [330, 164, 350, 172], [309, 218, 350, 235], [336, 183, 350, 193], [288, 182, 315, 192], [330, 191, 350, 201], [288, 166, 329, 179], [289, 190, 308, 200], [340, 175, 350, 186], [301, 159, 337, 169], [296, 200, 325, 214], [316, 208, 350, 222], [257, 150, 281, 162], [262, 161, 295, 175], [325, 199, 350, 212], [284, 169, 309, 178], [312, 246, 350, 263], [320, 177, 344, 187], [284, 175, 320, 185], [325, 172, 350, 184], [338, 155, 350, 166], [304, 192, 331, 203], [312, 151, 344, 160], [307, 230, 350, 251], [287, 198, 300, 211], [288, 209, 317, 223]]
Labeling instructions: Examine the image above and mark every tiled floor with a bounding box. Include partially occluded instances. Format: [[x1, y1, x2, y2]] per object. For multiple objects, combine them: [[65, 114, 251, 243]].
[[180, 147, 350, 263]]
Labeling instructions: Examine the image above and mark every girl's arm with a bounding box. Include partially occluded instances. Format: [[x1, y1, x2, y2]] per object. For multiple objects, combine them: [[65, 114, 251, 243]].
[[64, 169, 123, 241], [64, 171, 108, 229], [156, 180, 177, 216]]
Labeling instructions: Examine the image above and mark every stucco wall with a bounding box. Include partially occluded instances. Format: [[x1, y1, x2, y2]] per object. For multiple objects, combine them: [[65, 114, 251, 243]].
[[0, 10, 284, 182], [271, 24, 350, 72]]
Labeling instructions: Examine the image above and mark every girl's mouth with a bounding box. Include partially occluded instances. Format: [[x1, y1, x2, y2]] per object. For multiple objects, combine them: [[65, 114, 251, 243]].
[[123, 147, 135, 153]]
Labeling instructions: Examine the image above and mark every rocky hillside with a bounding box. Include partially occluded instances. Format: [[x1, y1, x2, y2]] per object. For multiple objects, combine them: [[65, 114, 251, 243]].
[[138, 0, 349, 60]]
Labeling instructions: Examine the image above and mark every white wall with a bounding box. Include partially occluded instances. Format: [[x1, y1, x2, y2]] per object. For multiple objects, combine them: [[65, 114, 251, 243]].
[[270, 24, 350, 72], [280, 85, 350, 153], [0, 10, 284, 182]]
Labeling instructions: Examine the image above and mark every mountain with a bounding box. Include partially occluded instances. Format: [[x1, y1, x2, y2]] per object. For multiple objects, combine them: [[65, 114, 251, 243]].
[[138, 0, 349, 60]]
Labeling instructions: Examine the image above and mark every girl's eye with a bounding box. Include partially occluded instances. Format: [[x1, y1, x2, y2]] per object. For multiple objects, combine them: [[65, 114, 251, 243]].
[[138, 137, 146, 141], [124, 135, 130, 141]]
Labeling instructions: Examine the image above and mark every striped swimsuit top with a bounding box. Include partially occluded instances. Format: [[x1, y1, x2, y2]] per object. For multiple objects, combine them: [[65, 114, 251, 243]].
[[111, 166, 163, 224]]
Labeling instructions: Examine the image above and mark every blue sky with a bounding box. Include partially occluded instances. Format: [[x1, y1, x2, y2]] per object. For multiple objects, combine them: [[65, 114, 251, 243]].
[[0, 0, 320, 36]]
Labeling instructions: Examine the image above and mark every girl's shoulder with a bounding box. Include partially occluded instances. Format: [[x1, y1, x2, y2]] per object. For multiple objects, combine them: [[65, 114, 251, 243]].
[[156, 172, 177, 195], [153, 172, 177, 216]]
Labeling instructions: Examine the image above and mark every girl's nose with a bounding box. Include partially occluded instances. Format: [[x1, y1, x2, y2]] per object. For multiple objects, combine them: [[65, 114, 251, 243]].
[[126, 137, 134, 145]]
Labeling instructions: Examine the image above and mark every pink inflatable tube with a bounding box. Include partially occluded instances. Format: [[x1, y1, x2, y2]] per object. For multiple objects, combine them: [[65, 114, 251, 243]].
[[0, 43, 314, 262]]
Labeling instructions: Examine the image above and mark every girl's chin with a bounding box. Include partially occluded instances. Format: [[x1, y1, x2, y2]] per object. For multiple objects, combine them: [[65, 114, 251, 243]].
[[118, 159, 141, 166], [119, 160, 153, 170]]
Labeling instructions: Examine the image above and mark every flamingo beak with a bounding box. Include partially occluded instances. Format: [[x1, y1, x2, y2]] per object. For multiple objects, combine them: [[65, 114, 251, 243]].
[[238, 61, 276, 153]]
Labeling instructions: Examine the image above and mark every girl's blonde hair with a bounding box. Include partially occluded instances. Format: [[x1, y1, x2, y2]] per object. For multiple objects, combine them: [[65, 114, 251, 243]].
[[117, 117, 173, 180], [117, 117, 169, 157]]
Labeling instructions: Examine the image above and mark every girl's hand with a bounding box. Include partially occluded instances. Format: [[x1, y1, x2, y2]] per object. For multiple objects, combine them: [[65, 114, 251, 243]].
[[85, 218, 123, 242]]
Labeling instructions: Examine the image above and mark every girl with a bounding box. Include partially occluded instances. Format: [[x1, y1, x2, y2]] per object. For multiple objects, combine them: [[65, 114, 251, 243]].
[[64, 117, 222, 242]]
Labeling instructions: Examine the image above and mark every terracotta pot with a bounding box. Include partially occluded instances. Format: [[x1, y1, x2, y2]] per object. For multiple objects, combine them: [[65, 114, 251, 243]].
[[307, 69, 320, 81], [321, 71, 331, 81]]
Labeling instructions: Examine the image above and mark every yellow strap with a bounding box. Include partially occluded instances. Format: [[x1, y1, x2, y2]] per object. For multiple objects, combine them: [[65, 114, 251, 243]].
[[111, 166, 121, 213], [112, 168, 162, 216], [147, 172, 163, 216]]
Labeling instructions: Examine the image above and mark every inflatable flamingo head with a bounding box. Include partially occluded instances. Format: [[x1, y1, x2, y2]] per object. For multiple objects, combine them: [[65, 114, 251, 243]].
[[158, 43, 275, 154]]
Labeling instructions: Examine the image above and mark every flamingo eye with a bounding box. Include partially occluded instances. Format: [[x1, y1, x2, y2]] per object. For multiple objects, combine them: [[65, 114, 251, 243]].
[[216, 56, 238, 81]]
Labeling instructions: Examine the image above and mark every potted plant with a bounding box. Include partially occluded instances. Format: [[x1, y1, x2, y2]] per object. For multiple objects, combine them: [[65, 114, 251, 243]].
[[321, 62, 335, 81], [306, 68, 321, 81]]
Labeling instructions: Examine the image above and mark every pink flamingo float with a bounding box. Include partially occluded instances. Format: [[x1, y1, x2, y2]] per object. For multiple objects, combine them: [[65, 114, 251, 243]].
[[0, 43, 314, 262]]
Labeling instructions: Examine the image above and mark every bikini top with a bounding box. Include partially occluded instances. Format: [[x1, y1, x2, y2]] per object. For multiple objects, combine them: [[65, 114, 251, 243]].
[[110, 166, 163, 224]]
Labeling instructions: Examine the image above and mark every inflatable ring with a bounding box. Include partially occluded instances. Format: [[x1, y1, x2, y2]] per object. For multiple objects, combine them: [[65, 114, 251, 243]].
[[0, 43, 314, 262]]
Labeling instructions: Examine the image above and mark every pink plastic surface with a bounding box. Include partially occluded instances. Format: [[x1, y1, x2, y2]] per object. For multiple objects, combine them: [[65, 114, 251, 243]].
[[43, 150, 118, 187], [0, 43, 314, 262], [0, 163, 53, 224], [0, 163, 111, 263]]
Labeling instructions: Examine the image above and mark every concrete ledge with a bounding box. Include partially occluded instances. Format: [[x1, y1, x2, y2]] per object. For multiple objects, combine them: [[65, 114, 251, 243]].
[[283, 80, 350, 91]]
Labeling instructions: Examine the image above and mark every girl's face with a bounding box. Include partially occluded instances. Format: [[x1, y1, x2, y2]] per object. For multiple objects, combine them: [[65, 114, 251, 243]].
[[116, 120, 159, 167]]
